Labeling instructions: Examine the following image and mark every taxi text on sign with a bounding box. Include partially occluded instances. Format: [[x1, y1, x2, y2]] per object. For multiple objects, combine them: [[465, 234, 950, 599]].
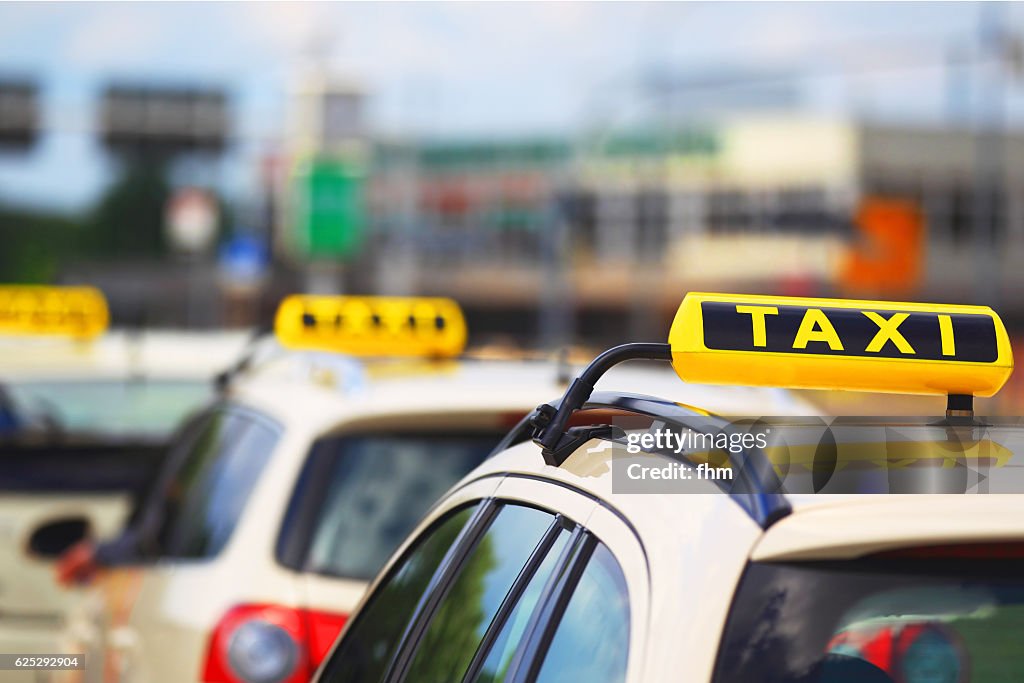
[[669, 292, 1013, 396]]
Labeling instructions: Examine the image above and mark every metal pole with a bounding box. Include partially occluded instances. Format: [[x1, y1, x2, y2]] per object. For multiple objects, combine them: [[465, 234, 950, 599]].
[[972, 2, 1006, 306]]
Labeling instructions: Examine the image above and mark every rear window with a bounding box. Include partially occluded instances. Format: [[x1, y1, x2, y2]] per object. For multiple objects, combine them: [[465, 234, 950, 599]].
[[714, 557, 1024, 683], [277, 431, 503, 580], [0, 440, 165, 493], [4, 379, 213, 439], [159, 410, 280, 559]]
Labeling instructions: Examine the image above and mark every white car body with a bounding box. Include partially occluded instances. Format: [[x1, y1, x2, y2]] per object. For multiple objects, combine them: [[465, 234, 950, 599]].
[[0, 331, 250, 683]]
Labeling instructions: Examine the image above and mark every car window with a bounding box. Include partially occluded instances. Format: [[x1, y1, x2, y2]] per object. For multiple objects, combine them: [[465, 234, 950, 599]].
[[160, 411, 280, 559], [0, 440, 165, 494], [404, 504, 557, 682], [4, 379, 213, 438], [533, 543, 630, 683], [0, 387, 18, 433], [319, 504, 479, 683], [279, 432, 502, 580], [318, 496, 633, 683], [469, 525, 572, 683], [714, 558, 1024, 683]]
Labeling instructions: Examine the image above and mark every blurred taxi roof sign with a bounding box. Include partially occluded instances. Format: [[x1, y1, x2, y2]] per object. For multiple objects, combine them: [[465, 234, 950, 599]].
[[0, 285, 109, 339], [669, 292, 1013, 397], [274, 295, 467, 358]]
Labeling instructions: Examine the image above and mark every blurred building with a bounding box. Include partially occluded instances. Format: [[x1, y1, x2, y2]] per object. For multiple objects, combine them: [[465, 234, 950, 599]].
[[339, 115, 1024, 344]]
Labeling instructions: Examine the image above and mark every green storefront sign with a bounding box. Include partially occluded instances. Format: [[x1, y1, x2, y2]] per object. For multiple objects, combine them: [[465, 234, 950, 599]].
[[294, 158, 365, 259]]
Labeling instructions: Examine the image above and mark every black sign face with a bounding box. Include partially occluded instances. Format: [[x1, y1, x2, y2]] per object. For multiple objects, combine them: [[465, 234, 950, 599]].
[[701, 301, 998, 363], [100, 85, 229, 154]]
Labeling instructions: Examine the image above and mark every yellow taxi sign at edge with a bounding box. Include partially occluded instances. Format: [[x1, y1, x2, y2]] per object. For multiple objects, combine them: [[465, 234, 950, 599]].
[[0, 285, 109, 339], [669, 292, 1013, 397], [274, 295, 467, 358]]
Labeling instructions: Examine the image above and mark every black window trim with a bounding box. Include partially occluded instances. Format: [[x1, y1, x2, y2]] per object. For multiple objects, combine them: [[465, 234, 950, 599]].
[[505, 528, 598, 683], [384, 498, 502, 682], [459, 514, 574, 683]]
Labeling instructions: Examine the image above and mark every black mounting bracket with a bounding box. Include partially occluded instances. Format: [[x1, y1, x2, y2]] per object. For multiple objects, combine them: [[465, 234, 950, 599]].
[[530, 342, 673, 466], [944, 393, 976, 426]]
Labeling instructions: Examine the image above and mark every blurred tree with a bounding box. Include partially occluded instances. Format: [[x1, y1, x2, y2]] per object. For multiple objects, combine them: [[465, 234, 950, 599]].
[[413, 533, 495, 681], [0, 207, 80, 282], [83, 156, 171, 259]]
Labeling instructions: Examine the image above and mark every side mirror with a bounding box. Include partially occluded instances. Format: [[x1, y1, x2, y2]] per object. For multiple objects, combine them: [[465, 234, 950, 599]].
[[28, 517, 91, 558]]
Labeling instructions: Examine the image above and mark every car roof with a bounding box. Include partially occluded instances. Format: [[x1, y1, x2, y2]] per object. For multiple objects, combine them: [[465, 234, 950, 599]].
[[224, 351, 819, 439], [754, 493, 1024, 560], [0, 330, 251, 380]]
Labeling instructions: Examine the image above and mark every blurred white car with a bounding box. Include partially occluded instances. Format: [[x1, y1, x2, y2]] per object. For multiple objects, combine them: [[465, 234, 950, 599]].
[[0, 285, 250, 681], [61, 295, 813, 683], [312, 292, 1023, 683]]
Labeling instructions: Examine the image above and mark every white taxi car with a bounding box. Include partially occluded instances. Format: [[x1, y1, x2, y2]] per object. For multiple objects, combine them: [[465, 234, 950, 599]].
[[62, 295, 814, 683], [312, 292, 1022, 683], [0, 286, 248, 679]]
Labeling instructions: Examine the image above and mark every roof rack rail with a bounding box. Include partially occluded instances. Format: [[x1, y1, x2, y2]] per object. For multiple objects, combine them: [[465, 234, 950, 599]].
[[587, 392, 790, 528], [528, 343, 790, 528], [530, 343, 673, 466]]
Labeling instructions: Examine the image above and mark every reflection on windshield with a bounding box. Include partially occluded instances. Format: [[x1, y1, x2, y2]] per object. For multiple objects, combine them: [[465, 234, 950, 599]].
[[4, 380, 212, 438], [714, 561, 1024, 683]]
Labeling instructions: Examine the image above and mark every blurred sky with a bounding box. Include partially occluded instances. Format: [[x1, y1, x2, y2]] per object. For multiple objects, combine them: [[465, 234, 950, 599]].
[[1, 1, 1023, 211]]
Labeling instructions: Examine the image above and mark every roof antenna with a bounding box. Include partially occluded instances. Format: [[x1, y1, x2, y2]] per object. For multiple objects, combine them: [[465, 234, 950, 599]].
[[215, 323, 274, 392]]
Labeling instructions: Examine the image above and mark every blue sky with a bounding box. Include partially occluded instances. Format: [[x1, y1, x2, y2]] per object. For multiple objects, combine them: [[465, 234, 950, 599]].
[[1, 1, 1022, 212]]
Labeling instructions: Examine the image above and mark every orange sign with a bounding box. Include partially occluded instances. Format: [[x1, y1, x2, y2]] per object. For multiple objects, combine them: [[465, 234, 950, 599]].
[[841, 197, 924, 295]]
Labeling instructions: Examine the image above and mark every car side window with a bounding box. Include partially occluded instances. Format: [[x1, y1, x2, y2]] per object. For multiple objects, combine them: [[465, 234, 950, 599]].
[[160, 411, 280, 559], [533, 543, 630, 683], [468, 524, 572, 682], [403, 504, 558, 682], [319, 500, 633, 683], [318, 504, 479, 683]]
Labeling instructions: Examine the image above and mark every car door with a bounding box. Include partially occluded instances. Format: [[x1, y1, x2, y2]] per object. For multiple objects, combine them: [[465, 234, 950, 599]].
[[315, 475, 648, 683]]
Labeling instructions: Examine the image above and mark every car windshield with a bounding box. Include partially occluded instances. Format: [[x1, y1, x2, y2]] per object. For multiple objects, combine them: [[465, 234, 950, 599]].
[[714, 558, 1024, 683], [2, 379, 213, 439]]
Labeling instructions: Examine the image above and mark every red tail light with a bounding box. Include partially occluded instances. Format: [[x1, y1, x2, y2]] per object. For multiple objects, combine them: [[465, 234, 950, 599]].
[[303, 609, 349, 668], [201, 604, 348, 683]]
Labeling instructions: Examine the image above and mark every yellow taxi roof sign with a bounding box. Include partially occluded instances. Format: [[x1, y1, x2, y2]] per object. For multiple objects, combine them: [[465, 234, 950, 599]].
[[0, 285, 109, 340], [669, 292, 1013, 397], [274, 295, 467, 358]]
